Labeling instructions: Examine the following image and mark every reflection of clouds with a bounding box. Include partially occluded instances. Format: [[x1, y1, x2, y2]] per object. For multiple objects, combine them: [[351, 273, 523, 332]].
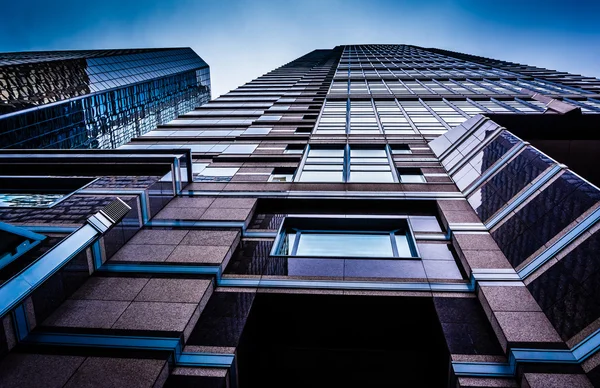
[[470, 151, 485, 174], [467, 189, 482, 212]]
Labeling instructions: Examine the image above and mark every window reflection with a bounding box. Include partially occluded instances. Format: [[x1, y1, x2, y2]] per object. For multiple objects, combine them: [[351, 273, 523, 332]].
[[274, 217, 417, 258]]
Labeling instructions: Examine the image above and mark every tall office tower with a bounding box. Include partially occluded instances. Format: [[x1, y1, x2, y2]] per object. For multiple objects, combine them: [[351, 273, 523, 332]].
[[1, 45, 600, 387], [0, 48, 211, 149]]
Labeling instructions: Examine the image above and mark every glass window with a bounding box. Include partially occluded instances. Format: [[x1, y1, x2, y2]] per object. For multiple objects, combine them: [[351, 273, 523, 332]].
[[284, 144, 305, 154], [349, 147, 394, 183], [193, 167, 239, 182], [298, 147, 346, 182], [391, 145, 411, 154], [273, 217, 417, 258], [299, 171, 344, 182], [256, 115, 281, 121], [269, 167, 296, 182], [222, 144, 258, 154], [400, 174, 426, 183], [296, 233, 394, 257], [297, 146, 396, 183], [309, 149, 344, 157], [398, 168, 426, 183], [243, 127, 271, 135], [350, 171, 394, 183]]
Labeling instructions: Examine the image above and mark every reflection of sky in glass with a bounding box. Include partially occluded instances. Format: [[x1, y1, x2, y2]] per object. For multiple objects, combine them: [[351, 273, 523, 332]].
[[394, 234, 412, 257], [296, 233, 394, 257], [278, 232, 297, 255]]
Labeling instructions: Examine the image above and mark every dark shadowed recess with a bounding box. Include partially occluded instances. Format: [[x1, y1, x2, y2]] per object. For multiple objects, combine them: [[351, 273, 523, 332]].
[[488, 113, 600, 187], [237, 293, 450, 387]]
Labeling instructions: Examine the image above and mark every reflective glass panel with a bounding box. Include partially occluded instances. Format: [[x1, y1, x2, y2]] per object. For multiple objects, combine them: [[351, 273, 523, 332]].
[[296, 233, 394, 257]]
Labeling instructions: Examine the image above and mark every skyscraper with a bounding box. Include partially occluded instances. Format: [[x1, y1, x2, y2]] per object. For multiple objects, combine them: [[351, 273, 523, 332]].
[[1, 44, 600, 387], [0, 48, 210, 149]]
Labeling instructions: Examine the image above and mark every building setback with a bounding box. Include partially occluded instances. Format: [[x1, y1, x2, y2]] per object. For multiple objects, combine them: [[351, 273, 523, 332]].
[[0, 48, 210, 149], [1, 44, 600, 387]]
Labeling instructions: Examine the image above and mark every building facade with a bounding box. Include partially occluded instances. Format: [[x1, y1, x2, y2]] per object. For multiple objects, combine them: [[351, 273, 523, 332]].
[[0, 48, 210, 149], [1, 44, 600, 387]]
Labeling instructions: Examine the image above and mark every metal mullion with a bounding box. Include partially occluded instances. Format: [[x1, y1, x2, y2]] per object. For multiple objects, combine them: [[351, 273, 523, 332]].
[[515, 98, 546, 112], [291, 230, 302, 256], [345, 98, 351, 134], [486, 79, 521, 94], [390, 231, 399, 257], [531, 78, 579, 94], [462, 142, 528, 196], [293, 144, 311, 182], [448, 79, 481, 95], [413, 79, 437, 94], [431, 79, 457, 95], [490, 98, 521, 113], [397, 79, 416, 95], [370, 98, 384, 134], [418, 98, 452, 130], [467, 78, 502, 94], [466, 98, 493, 113], [385, 145, 400, 183], [380, 79, 394, 94], [393, 99, 419, 133], [344, 144, 351, 182], [485, 164, 564, 230], [516, 80, 552, 95], [442, 98, 472, 118]]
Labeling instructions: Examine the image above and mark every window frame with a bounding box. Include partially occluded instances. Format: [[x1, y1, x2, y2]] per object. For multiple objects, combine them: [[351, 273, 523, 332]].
[[295, 144, 399, 183], [0, 221, 47, 270], [271, 216, 420, 259]]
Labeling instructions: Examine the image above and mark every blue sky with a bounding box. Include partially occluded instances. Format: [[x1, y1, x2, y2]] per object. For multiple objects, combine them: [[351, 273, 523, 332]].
[[1, 0, 599, 98]]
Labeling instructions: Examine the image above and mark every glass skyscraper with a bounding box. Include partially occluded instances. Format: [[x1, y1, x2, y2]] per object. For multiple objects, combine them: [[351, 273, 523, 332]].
[[1, 45, 600, 387], [0, 48, 210, 149]]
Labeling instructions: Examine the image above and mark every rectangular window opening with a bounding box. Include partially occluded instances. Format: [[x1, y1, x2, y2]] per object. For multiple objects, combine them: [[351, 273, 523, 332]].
[[398, 168, 426, 183], [391, 144, 412, 154], [272, 217, 418, 259], [269, 167, 296, 182]]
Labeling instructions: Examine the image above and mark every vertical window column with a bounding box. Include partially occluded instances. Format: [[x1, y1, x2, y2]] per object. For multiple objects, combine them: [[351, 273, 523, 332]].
[[374, 100, 415, 135], [349, 148, 395, 183], [315, 100, 347, 134], [349, 100, 380, 134], [297, 147, 345, 182]]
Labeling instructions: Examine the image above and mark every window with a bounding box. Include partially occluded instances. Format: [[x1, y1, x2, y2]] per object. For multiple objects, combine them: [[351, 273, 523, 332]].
[[390, 144, 411, 154], [269, 167, 296, 182], [297, 146, 396, 183], [298, 147, 345, 182], [193, 166, 239, 182], [295, 127, 313, 134], [222, 144, 258, 154], [256, 115, 281, 121], [272, 217, 417, 258], [349, 148, 394, 183], [243, 127, 271, 135], [284, 145, 305, 154], [398, 168, 426, 183]]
